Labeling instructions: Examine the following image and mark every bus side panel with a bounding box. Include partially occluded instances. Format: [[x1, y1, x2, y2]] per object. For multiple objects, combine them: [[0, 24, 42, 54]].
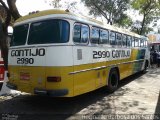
[[118, 58, 131, 80], [132, 48, 145, 73], [129, 48, 146, 74], [92, 47, 109, 88], [45, 66, 74, 97], [73, 46, 95, 96], [106, 48, 132, 80], [130, 48, 138, 74], [45, 46, 74, 97]]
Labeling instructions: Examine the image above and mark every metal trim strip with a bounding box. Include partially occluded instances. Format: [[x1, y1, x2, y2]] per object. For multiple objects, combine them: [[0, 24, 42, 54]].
[[69, 59, 145, 74]]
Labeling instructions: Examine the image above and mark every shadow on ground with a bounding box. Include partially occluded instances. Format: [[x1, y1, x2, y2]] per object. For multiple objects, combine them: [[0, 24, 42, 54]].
[[0, 71, 149, 120], [154, 91, 160, 120]]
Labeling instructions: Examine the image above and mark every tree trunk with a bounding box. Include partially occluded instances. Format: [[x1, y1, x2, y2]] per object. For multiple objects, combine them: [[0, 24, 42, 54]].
[[140, 13, 146, 35], [0, 0, 20, 69], [0, 19, 8, 69], [7, 0, 21, 19]]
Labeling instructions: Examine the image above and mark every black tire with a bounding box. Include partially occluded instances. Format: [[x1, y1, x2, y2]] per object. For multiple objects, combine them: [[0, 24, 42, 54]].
[[106, 69, 119, 93], [0, 83, 3, 91]]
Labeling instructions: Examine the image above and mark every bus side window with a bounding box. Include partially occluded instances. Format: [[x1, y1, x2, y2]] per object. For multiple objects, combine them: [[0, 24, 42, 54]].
[[140, 39, 144, 47], [127, 36, 131, 47], [81, 25, 89, 43], [73, 23, 89, 44], [122, 34, 127, 47], [135, 38, 139, 47], [145, 40, 148, 47], [116, 33, 122, 47], [138, 39, 141, 47], [91, 27, 99, 44], [110, 31, 116, 45], [132, 37, 135, 47], [73, 24, 81, 43], [100, 29, 109, 44]]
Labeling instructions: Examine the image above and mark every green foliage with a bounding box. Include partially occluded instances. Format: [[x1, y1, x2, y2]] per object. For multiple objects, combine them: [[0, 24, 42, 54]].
[[82, 0, 131, 26], [131, 0, 160, 35], [115, 14, 133, 28]]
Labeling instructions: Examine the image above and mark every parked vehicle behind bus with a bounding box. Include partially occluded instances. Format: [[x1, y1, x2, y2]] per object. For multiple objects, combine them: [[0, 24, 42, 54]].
[[0, 50, 5, 90], [7, 10, 150, 97]]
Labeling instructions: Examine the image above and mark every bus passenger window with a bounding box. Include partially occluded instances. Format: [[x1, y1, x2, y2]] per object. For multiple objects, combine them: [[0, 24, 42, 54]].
[[138, 39, 141, 47], [100, 29, 109, 44], [110, 31, 116, 45], [73, 24, 89, 44], [140, 39, 144, 47], [122, 35, 127, 47], [116, 33, 122, 46], [131, 37, 135, 47], [127, 36, 131, 47], [144, 40, 148, 47], [91, 27, 99, 44], [73, 25, 81, 43], [81, 25, 89, 43], [135, 38, 139, 47]]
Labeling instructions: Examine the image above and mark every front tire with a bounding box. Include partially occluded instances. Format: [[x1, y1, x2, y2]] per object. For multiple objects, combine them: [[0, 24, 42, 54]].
[[106, 69, 119, 93]]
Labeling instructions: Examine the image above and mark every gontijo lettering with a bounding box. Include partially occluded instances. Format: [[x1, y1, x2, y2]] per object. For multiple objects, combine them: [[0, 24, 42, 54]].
[[93, 50, 131, 59], [11, 48, 45, 57]]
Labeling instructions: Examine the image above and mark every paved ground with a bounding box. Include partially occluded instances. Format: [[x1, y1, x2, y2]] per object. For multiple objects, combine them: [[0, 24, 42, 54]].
[[0, 68, 160, 120]]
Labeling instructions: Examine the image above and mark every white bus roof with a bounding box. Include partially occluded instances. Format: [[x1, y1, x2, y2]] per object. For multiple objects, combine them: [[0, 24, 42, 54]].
[[15, 9, 141, 38]]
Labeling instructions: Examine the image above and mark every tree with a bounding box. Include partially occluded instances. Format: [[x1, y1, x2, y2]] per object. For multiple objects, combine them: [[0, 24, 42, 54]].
[[47, 0, 78, 13], [81, 0, 131, 26], [47, 0, 61, 8], [0, 0, 21, 69], [131, 0, 160, 35]]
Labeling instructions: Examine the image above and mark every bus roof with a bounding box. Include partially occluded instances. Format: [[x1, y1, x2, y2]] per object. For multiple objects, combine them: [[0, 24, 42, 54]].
[[15, 9, 103, 24], [15, 9, 141, 38]]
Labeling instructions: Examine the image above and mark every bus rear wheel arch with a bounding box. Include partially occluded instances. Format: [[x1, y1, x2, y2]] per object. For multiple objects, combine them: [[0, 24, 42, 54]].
[[106, 68, 119, 93]]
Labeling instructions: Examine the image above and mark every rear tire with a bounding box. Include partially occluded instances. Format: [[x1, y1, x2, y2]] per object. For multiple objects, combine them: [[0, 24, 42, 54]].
[[0, 83, 3, 91], [106, 69, 119, 93]]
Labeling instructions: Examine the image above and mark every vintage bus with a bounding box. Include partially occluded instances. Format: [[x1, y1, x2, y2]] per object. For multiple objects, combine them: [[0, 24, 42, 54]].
[[7, 10, 150, 97]]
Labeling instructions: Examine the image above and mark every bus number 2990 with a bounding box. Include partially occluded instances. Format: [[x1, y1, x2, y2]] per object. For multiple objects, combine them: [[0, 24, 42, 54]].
[[17, 58, 34, 64]]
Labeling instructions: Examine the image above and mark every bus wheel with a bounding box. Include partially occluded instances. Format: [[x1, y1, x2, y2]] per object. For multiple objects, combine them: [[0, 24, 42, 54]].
[[106, 69, 119, 93]]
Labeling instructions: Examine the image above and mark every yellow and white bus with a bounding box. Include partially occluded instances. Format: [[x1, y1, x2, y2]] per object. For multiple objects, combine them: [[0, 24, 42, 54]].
[[7, 10, 150, 97]]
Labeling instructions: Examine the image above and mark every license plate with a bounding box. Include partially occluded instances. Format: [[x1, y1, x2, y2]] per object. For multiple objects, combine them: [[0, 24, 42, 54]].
[[20, 72, 30, 80]]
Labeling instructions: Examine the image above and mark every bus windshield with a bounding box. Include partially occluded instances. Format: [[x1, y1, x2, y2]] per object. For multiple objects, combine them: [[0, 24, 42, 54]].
[[11, 19, 70, 46]]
